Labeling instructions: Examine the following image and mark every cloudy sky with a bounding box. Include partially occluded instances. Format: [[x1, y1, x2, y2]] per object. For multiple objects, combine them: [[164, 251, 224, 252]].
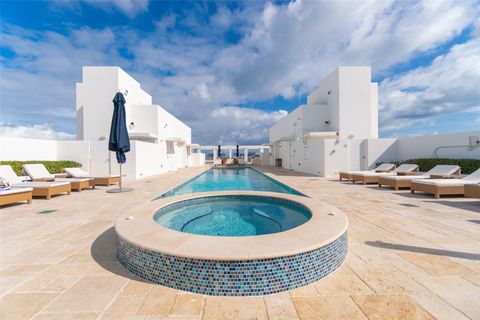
[[1, 0, 479, 145]]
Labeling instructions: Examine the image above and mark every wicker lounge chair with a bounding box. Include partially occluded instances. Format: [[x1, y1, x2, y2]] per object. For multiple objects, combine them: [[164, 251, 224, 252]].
[[0, 187, 33, 206], [378, 165, 460, 190], [23, 164, 94, 192], [0, 165, 71, 199], [410, 168, 480, 198], [339, 163, 395, 181], [63, 167, 120, 186], [352, 164, 418, 185]]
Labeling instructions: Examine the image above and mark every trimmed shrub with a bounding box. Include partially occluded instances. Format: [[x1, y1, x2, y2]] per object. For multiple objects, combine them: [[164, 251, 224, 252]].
[[0, 160, 82, 176], [379, 158, 479, 174]]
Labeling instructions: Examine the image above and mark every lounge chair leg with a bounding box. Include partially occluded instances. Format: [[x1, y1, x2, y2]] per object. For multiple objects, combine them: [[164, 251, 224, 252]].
[[46, 195, 51, 200], [394, 186, 398, 191], [67, 191, 71, 195], [435, 193, 440, 199], [27, 199, 32, 204], [411, 190, 414, 194], [378, 184, 381, 188]]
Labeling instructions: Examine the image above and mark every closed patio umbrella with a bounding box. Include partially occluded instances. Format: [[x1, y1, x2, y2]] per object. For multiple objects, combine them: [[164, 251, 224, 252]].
[[107, 92, 133, 193], [236, 145, 239, 157], [217, 145, 221, 158]]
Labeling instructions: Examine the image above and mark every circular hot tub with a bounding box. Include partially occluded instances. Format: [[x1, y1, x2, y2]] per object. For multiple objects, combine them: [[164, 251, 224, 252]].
[[153, 195, 312, 237], [116, 191, 348, 296]]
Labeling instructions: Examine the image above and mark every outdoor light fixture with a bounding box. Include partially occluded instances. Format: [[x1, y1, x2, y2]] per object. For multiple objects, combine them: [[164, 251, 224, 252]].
[[124, 89, 129, 96], [325, 121, 330, 124], [327, 90, 331, 95]]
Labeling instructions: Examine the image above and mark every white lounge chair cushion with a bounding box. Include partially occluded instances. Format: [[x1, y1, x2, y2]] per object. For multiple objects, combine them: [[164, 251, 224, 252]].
[[340, 163, 395, 175], [413, 169, 480, 186], [0, 165, 23, 183], [226, 159, 234, 164], [375, 163, 396, 171], [22, 164, 55, 180], [381, 175, 430, 181], [463, 168, 480, 181], [56, 178, 93, 183], [64, 168, 119, 179], [64, 167, 89, 177], [238, 159, 246, 164], [412, 179, 478, 187], [0, 187, 33, 195], [357, 171, 396, 177], [425, 165, 460, 176], [395, 164, 418, 173], [10, 181, 70, 188]]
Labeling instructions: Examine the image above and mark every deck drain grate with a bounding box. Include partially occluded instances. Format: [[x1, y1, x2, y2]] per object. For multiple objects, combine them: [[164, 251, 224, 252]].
[[399, 203, 419, 208], [37, 209, 57, 214]]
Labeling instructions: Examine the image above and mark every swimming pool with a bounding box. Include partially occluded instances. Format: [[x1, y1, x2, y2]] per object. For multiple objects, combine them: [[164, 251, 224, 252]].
[[154, 195, 312, 236], [159, 167, 304, 198]]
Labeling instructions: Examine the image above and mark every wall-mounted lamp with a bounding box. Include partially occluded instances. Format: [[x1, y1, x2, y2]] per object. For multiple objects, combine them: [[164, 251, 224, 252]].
[[129, 122, 135, 130], [327, 90, 331, 95], [324, 121, 330, 124], [164, 123, 168, 128], [98, 136, 106, 141], [124, 89, 129, 96]]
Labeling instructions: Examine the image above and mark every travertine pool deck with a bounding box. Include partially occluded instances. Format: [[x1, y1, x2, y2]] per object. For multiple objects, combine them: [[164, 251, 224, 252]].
[[0, 166, 479, 319]]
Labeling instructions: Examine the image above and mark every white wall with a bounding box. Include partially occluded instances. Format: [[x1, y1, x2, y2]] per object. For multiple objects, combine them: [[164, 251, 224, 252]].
[[76, 66, 152, 142], [365, 138, 398, 169], [57, 141, 91, 171], [0, 137, 57, 161], [75, 67, 194, 179], [0, 138, 90, 170], [397, 131, 480, 160], [338, 67, 376, 139]]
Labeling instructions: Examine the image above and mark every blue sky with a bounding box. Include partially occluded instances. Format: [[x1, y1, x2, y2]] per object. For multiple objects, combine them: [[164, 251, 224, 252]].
[[1, 0, 479, 144]]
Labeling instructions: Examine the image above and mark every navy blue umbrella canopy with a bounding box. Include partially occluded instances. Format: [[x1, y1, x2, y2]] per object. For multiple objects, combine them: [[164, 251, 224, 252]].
[[109, 92, 130, 164]]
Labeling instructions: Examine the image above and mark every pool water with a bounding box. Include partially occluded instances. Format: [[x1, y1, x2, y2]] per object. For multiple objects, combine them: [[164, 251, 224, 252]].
[[159, 167, 303, 198], [153, 195, 312, 236]]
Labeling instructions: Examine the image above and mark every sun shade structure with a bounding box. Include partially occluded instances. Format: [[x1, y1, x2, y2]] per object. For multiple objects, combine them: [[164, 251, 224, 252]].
[[107, 92, 133, 193]]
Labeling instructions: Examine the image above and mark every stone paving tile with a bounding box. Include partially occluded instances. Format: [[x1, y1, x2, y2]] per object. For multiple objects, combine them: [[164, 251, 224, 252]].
[[99, 280, 152, 319], [0, 292, 60, 320], [264, 292, 299, 320], [351, 294, 435, 320], [44, 275, 127, 313], [33, 312, 99, 320], [313, 266, 374, 296], [412, 276, 480, 320], [169, 293, 204, 317], [1, 166, 479, 319], [408, 294, 471, 320], [292, 296, 366, 320], [137, 286, 178, 316], [202, 296, 268, 320]]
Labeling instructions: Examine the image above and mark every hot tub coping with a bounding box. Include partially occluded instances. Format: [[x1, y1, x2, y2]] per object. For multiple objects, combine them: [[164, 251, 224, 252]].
[[115, 190, 348, 260]]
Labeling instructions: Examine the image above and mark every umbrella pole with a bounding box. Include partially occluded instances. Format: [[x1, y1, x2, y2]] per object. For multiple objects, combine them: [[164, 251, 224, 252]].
[[106, 162, 133, 193], [119, 163, 122, 190]]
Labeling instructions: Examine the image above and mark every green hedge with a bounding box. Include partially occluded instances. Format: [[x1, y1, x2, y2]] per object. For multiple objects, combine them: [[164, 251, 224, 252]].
[[388, 158, 479, 174], [0, 160, 82, 176]]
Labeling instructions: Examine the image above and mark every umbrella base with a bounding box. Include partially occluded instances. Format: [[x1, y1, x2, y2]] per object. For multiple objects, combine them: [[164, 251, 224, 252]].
[[106, 187, 134, 193]]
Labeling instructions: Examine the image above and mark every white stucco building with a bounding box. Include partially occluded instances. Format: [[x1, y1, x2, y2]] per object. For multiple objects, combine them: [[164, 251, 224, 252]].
[[76, 66, 203, 179], [0, 66, 205, 179], [269, 66, 480, 176]]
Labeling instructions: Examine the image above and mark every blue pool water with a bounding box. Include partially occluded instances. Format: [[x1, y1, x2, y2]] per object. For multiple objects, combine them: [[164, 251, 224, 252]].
[[159, 167, 303, 198], [153, 195, 312, 236]]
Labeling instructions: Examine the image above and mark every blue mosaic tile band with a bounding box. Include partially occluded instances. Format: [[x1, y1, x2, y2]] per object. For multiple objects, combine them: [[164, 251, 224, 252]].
[[117, 231, 348, 296]]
